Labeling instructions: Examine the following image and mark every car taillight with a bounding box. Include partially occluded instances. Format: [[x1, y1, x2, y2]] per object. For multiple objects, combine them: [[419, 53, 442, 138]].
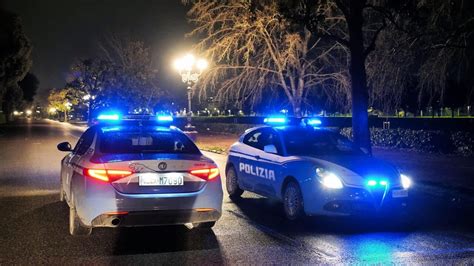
[[189, 167, 219, 180], [84, 168, 133, 182]]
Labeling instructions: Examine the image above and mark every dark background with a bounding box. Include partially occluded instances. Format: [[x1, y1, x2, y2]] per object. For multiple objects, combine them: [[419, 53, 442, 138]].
[[1, 0, 191, 103]]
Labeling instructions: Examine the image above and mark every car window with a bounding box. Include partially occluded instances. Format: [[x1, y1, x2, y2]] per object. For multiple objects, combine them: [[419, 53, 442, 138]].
[[243, 129, 264, 150], [243, 128, 282, 153], [73, 128, 96, 156], [260, 129, 282, 153], [281, 129, 364, 156], [98, 129, 200, 154]]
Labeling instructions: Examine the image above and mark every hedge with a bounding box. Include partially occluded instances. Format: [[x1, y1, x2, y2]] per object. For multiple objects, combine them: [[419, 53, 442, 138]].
[[340, 128, 474, 156], [189, 122, 474, 156]]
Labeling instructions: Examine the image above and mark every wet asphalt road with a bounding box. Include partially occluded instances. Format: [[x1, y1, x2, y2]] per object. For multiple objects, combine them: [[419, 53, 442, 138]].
[[1, 120, 474, 264]]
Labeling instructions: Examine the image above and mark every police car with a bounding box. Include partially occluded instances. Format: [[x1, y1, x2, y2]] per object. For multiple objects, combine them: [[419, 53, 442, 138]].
[[57, 113, 222, 235], [225, 117, 412, 220]]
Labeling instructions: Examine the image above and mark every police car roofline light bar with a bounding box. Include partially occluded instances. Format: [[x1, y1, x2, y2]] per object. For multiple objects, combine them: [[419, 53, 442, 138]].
[[97, 114, 121, 121], [156, 115, 173, 122], [306, 118, 322, 126], [263, 117, 287, 124]]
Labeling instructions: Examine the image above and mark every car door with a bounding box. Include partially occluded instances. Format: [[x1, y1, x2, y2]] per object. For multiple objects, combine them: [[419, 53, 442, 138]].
[[251, 128, 284, 197], [238, 128, 266, 191], [65, 128, 96, 198]]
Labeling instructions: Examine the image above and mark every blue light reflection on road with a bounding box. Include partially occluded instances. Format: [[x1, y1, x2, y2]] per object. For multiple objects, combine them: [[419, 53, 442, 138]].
[[350, 233, 409, 263]]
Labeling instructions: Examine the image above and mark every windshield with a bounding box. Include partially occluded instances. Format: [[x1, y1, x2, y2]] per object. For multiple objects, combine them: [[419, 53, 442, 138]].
[[280, 128, 365, 156], [98, 128, 200, 154]]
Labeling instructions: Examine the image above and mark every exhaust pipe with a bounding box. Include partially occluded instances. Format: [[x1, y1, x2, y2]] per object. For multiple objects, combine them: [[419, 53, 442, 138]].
[[111, 218, 121, 226]]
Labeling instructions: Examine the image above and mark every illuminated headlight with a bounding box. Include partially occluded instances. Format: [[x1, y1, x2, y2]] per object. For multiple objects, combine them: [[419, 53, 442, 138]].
[[400, 174, 412, 189], [316, 168, 343, 189]]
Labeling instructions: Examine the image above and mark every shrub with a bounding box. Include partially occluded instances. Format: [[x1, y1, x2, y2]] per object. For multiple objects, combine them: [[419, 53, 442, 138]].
[[341, 127, 473, 156]]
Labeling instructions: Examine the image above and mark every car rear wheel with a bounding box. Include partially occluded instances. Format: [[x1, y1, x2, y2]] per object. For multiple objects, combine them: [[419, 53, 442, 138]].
[[69, 194, 92, 236], [283, 181, 304, 220], [226, 166, 243, 200]]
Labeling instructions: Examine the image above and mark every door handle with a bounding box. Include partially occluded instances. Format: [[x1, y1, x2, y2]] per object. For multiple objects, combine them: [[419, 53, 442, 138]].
[[255, 155, 260, 160]]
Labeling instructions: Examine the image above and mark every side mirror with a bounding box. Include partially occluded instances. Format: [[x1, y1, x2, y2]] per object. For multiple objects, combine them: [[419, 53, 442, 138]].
[[263, 144, 277, 154], [57, 142, 72, 152]]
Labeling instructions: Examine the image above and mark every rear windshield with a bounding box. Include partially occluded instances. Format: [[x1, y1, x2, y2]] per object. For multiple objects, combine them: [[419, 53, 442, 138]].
[[98, 129, 200, 154]]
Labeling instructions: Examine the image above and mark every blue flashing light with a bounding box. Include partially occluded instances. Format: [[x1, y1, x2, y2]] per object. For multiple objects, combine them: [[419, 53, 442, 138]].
[[97, 113, 121, 121], [367, 179, 389, 187], [101, 126, 122, 132], [367, 180, 377, 186], [156, 115, 173, 122], [307, 118, 322, 126], [264, 117, 287, 124]]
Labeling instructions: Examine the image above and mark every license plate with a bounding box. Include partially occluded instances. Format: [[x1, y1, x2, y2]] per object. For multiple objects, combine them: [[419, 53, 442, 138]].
[[139, 174, 184, 186], [392, 189, 408, 198]]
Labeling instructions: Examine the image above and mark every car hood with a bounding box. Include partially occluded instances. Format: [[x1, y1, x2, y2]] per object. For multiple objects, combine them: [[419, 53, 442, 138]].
[[299, 155, 401, 187]]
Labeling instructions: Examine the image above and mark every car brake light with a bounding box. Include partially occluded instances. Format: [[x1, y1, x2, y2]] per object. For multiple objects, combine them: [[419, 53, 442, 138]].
[[84, 168, 133, 182], [189, 167, 219, 180]]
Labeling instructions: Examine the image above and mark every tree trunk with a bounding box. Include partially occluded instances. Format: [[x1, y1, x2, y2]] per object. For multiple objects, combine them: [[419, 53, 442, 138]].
[[291, 98, 302, 118], [347, 1, 372, 154]]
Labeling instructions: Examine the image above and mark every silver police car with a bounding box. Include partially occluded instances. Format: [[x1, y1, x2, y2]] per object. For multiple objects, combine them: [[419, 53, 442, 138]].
[[57, 114, 222, 235]]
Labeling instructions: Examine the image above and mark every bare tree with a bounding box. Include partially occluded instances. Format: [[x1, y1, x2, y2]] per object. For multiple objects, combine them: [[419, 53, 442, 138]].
[[99, 34, 162, 111], [186, 1, 349, 116], [67, 34, 163, 114], [365, 0, 474, 113]]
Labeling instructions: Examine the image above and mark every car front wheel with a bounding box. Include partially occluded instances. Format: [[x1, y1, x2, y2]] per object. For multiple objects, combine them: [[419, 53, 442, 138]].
[[283, 181, 304, 220], [226, 166, 243, 200]]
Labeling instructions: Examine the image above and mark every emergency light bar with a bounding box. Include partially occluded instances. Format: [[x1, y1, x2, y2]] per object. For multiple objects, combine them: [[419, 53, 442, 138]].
[[156, 115, 173, 122], [306, 118, 322, 126], [97, 113, 121, 121], [95, 111, 174, 126], [301, 118, 322, 127], [263, 117, 287, 125]]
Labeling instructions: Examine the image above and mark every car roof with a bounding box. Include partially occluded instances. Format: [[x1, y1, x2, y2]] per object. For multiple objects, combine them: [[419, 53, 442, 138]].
[[90, 121, 181, 133], [246, 125, 333, 133]]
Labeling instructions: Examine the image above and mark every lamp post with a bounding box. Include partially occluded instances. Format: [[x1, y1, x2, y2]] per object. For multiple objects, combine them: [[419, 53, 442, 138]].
[[173, 54, 208, 129]]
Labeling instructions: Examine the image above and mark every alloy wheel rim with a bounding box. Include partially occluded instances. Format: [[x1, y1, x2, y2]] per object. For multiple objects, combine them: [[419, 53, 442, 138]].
[[227, 170, 237, 193], [285, 186, 299, 217]]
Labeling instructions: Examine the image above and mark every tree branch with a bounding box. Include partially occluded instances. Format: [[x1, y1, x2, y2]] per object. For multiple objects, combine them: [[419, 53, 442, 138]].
[[364, 21, 386, 58]]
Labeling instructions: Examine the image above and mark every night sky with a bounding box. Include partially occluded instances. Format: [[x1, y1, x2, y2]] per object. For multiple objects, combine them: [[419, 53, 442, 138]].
[[2, 0, 192, 100]]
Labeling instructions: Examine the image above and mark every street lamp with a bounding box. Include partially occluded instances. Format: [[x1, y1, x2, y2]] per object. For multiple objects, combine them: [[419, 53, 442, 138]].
[[173, 53, 208, 129]]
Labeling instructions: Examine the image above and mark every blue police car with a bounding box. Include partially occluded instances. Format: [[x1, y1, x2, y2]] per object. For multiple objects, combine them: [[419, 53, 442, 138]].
[[225, 117, 412, 220]]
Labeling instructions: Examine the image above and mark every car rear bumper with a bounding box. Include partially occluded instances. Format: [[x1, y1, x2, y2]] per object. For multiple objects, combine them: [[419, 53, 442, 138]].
[[72, 176, 223, 227], [91, 209, 221, 227]]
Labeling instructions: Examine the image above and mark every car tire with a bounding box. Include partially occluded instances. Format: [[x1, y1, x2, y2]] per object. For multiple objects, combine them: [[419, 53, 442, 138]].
[[226, 166, 243, 200], [283, 181, 304, 221], [69, 194, 92, 236], [194, 221, 216, 229]]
